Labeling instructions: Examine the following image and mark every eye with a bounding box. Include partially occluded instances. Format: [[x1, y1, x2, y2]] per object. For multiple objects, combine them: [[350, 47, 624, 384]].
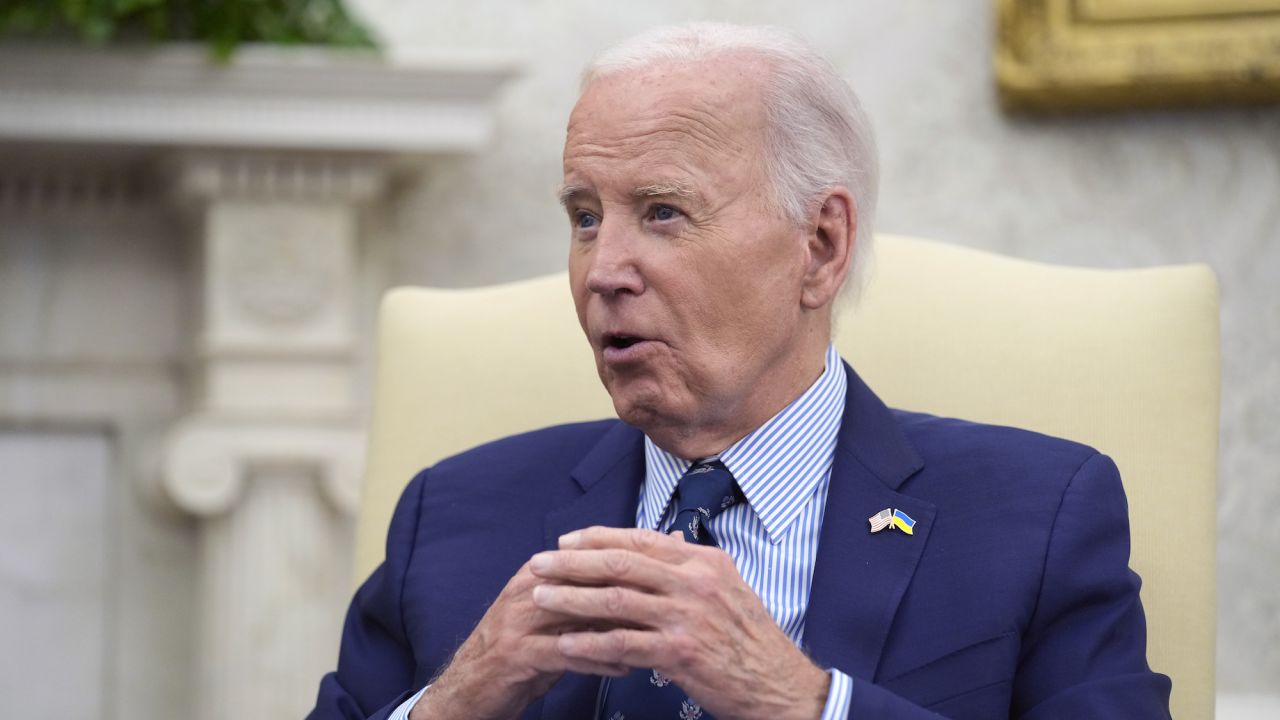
[[649, 204, 681, 222], [574, 211, 598, 230]]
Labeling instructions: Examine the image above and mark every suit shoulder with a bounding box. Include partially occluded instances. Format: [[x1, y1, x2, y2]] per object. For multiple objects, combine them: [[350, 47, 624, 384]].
[[891, 408, 1102, 491]]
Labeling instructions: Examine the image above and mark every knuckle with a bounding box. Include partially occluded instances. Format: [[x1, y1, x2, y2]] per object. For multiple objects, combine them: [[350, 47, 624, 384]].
[[603, 549, 632, 576], [668, 634, 698, 669], [683, 568, 706, 587], [612, 630, 633, 657], [567, 634, 594, 657], [692, 577, 720, 603], [669, 600, 694, 625], [554, 551, 576, 573], [602, 586, 627, 615], [632, 530, 657, 552], [672, 565, 699, 589]]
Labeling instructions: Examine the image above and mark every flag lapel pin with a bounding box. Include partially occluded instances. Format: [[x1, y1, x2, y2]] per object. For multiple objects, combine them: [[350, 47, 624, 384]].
[[891, 509, 917, 535], [868, 508, 893, 533], [869, 507, 917, 535]]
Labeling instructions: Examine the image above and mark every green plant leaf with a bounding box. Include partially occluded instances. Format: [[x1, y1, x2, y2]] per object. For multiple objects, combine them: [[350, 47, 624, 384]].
[[0, 0, 378, 56]]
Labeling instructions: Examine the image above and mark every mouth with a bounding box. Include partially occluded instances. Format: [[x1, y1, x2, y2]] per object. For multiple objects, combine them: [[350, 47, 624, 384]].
[[600, 332, 658, 363], [604, 333, 644, 350]]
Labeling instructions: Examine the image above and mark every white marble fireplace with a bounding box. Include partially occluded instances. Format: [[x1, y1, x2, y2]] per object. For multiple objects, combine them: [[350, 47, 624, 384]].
[[0, 44, 513, 720]]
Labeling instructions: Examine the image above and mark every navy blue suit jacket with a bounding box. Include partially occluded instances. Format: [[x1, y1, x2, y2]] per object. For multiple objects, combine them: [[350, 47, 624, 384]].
[[309, 364, 1171, 719]]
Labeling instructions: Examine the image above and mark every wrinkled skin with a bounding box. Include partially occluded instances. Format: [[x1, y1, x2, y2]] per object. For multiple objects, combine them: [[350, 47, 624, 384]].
[[563, 52, 842, 460]]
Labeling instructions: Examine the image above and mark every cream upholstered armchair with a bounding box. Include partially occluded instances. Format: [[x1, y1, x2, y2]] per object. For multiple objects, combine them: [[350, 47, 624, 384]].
[[354, 234, 1219, 719]]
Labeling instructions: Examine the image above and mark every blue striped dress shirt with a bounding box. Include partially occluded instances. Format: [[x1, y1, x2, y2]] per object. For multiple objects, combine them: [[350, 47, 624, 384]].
[[392, 344, 851, 719]]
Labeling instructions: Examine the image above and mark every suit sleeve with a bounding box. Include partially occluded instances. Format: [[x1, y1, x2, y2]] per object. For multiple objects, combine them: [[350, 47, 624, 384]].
[[1011, 452, 1171, 718], [840, 453, 1171, 719], [306, 469, 431, 720]]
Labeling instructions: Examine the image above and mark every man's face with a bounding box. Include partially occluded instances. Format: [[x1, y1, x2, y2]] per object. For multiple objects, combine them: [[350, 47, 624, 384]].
[[563, 57, 817, 450]]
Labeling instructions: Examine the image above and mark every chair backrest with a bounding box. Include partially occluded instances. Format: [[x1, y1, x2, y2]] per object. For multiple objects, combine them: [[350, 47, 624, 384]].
[[355, 234, 1219, 719]]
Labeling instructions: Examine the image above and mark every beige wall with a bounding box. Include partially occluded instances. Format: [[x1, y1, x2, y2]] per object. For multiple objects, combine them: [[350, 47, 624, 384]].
[[352, 0, 1280, 695]]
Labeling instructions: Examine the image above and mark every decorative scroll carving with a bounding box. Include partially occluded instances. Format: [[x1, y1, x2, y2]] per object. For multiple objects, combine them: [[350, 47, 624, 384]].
[[162, 418, 365, 518], [995, 0, 1280, 111]]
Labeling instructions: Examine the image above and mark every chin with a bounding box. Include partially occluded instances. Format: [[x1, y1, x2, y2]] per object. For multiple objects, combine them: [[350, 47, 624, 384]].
[[606, 381, 676, 431], [608, 390, 657, 426]]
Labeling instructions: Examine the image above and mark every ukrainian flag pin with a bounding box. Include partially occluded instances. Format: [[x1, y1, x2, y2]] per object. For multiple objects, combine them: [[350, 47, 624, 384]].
[[891, 509, 917, 535]]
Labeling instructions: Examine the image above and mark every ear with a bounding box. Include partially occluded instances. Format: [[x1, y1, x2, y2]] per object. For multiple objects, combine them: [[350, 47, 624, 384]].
[[800, 187, 856, 310]]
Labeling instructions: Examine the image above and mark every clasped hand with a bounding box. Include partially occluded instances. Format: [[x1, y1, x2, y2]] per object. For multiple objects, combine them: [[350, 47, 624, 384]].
[[414, 526, 828, 720]]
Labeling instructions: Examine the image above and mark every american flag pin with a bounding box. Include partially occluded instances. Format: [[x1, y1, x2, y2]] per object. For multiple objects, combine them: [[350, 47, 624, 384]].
[[868, 508, 894, 533]]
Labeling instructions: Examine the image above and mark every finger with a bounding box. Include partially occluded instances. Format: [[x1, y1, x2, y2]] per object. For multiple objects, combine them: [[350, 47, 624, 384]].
[[556, 628, 664, 669], [521, 635, 632, 677], [532, 583, 672, 627], [558, 526, 689, 560], [507, 563, 625, 631], [505, 585, 601, 635], [529, 548, 677, 592]]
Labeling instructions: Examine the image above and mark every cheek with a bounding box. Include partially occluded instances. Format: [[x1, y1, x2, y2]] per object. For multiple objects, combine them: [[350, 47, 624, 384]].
[[699, 258, 802, 346], [568, 266, 591, 324], [739, 241, 807, 305], [694, 273, 767, 328], [567, 251, 586, 289]]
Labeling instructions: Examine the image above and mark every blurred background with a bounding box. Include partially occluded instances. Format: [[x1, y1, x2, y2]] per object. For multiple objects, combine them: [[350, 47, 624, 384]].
[[0, 0, 1275, 718]]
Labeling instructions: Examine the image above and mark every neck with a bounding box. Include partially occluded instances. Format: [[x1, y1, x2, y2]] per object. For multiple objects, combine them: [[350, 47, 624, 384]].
[[649, 333, 832, 461]]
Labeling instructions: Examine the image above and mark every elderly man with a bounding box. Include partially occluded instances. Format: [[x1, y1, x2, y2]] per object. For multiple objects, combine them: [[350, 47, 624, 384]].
[[309, 23, 1171, 720]]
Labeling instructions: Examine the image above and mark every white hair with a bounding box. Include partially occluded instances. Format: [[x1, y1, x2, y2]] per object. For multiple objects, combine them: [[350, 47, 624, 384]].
[[582, 22, 879, 300]]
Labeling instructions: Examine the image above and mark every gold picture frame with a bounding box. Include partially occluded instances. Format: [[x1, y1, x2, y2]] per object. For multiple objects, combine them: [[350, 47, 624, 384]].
[[995, 0, 1280, 111]]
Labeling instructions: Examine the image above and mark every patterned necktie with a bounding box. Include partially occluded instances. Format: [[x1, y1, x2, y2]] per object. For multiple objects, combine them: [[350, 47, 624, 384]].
[[599, 460, 741, 720]]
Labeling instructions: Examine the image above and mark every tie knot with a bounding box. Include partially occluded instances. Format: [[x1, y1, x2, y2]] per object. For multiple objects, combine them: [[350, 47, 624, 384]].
[[673, 460, 741, 545]]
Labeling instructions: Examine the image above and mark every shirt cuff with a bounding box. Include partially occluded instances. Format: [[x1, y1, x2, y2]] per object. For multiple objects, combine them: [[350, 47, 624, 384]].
[[819, 669, 853, 720], [388, 686, 429, 720]]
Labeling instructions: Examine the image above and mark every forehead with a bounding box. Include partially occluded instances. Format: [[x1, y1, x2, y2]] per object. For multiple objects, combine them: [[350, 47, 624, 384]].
[[562, 56, 770, 192]]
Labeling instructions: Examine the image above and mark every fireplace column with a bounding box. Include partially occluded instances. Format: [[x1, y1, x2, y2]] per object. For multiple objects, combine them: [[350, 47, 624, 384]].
[[161, 152, 384, 720]]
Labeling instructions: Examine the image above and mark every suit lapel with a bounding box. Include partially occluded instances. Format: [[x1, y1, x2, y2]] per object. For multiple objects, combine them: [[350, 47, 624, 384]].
[[539, 421, 645, 720], [803, 363, 934, 682], [543, 420, 645, 548]]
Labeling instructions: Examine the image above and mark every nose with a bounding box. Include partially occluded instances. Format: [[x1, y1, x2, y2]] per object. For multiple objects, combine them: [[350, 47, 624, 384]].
[[584, 220, 645, 297]]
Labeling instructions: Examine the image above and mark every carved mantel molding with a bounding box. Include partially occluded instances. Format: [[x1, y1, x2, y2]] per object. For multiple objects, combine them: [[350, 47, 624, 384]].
[[0, 43, 514, 152], [0, 43, 515, 720]]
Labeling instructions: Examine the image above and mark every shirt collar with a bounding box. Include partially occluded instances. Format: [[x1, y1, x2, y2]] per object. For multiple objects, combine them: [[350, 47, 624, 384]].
[[640, 344, 848, 544]]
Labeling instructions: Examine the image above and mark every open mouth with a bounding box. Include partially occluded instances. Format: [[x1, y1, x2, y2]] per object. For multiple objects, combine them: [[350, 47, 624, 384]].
[[605, 334, 644, 350], [601, 333, 656, 363]]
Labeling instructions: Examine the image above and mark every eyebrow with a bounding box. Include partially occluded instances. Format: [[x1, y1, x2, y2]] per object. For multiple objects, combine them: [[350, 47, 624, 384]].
[[557, 184, 589, 208], [631, 182, 699, 202], [557, 181, 701, 209]]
